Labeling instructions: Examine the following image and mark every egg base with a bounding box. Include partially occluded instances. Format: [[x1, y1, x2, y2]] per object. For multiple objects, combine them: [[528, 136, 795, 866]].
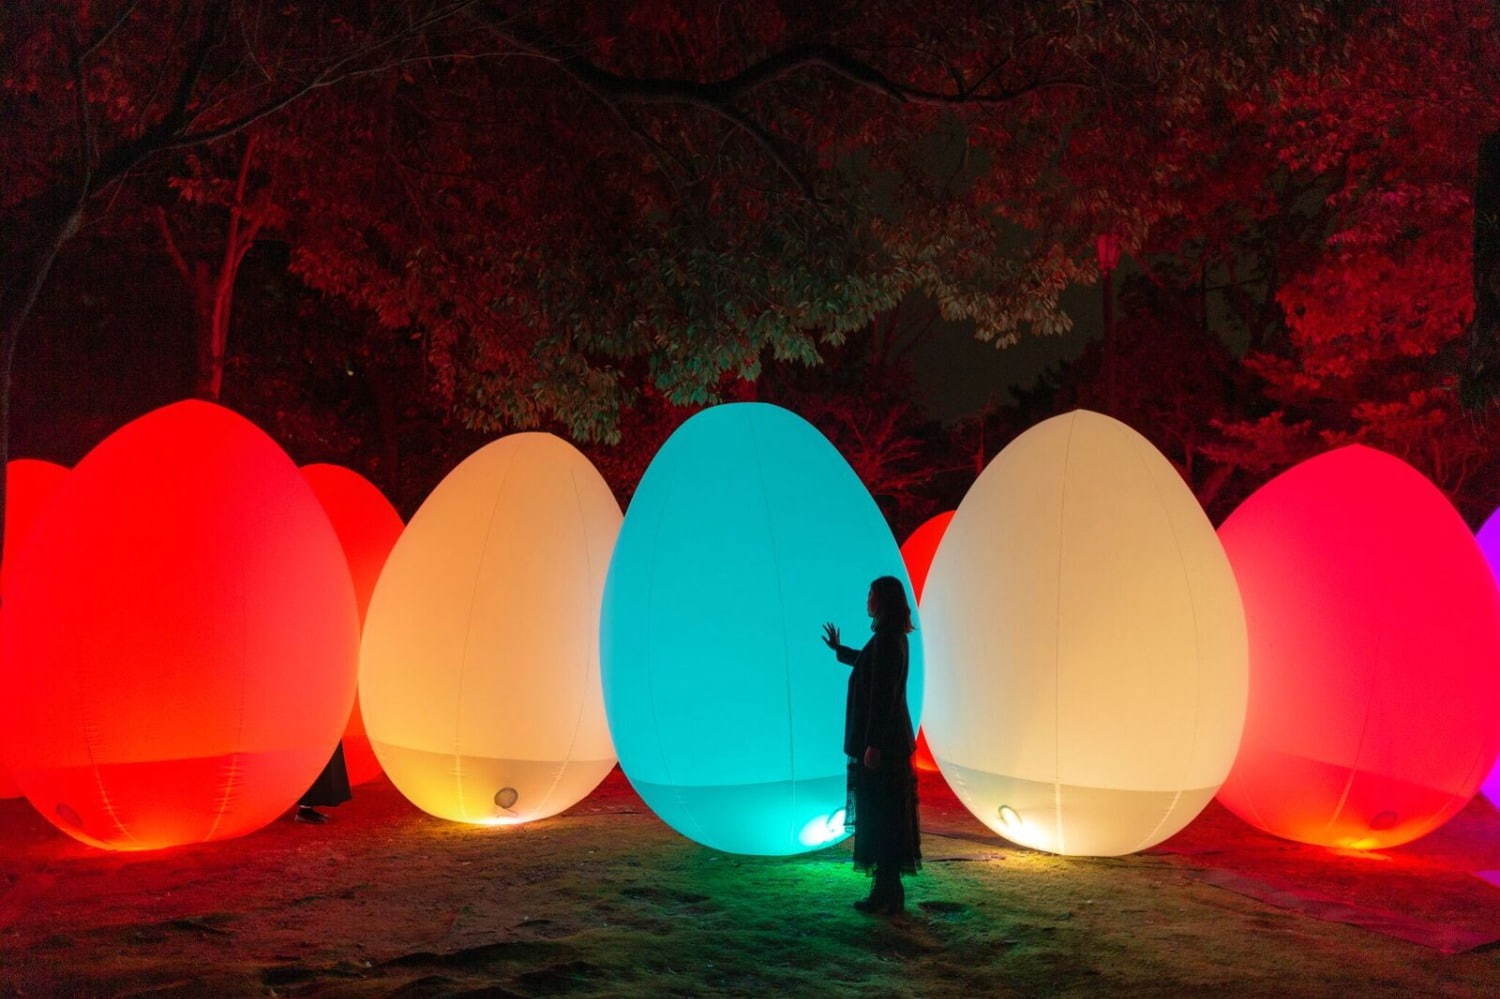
[[628, 774, 851, 855], [938, 761, 1218, 856], [1218, 748, 1475, 850], [372, 742, 614, 826]]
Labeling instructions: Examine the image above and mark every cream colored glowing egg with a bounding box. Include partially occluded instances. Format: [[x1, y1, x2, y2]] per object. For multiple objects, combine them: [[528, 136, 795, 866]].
[[359, 433, 621, 825], [921, 410, 1247, 856]]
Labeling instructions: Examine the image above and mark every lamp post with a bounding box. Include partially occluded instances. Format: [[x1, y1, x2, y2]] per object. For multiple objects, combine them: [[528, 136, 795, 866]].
[[1097, 233, 1123, 413]]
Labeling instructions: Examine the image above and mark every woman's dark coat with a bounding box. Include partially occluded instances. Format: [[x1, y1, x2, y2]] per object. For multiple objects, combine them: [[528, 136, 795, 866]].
[[837, 625, 921, 874], [836, 628, 915, 761]]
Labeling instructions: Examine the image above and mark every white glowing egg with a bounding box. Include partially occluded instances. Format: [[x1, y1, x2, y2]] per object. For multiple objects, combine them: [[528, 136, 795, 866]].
[[921, 410, 1247, 856], [359, 433, 621, 825]]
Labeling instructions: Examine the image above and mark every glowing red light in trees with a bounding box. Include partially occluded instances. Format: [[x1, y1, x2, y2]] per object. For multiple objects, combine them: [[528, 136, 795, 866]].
[[1217, 446, 1500, 850], [300, 464, 404, 786], [1095, 233, 1123, 274], [0, 459, 69, 799], [0, 402, 359, 850], [901, 511, 954, 774]]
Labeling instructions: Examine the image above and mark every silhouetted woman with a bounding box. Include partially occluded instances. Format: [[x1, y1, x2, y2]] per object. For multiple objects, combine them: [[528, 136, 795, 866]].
[[822, 575, 920, 915]]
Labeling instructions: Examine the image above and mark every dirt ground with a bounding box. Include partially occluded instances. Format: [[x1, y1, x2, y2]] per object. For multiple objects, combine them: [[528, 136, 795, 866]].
[[2, 769, 1499, 998]]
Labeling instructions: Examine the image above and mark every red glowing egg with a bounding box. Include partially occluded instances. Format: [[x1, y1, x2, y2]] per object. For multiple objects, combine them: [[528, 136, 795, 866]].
[[0, 401, 359, 850], [1217, 446, 1500, 850], [300, 463, 404, 786], [900, 512, 954, 774], [0, 459, 69, 798]]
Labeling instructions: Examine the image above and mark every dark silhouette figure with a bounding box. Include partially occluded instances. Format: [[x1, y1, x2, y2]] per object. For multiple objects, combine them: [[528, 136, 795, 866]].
[[823, 575, 921, 915], [295, 743, 351, 823]]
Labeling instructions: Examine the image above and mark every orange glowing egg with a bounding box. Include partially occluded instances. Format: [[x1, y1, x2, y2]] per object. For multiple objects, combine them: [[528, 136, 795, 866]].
[[900, 511, 954, 774], [0, 459, 69, 799], [0, 402, 359, 850], [300, 464, 404, 785], [360, 433, 621, 826], [1217, 446, 1500, 849]]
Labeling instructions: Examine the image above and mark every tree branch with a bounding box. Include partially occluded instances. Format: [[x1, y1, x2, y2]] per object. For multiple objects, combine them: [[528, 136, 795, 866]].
[[152, 206, 193, 284], [78, 0, 145, 63], [162, 0, 482, 151], [703, 102, 822, 207], [475, 9, 1094, 205], [479, 12, 1092, 108], [159, 1, 231, 137]]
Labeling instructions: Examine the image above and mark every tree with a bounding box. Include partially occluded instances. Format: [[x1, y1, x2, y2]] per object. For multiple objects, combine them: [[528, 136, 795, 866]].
[[0, 0, 480, 539], [1466, 130, 1500, 410], [273, 1, 1344, 443], [1204, 2, 1500, 517], [151, 134, 281, 399]]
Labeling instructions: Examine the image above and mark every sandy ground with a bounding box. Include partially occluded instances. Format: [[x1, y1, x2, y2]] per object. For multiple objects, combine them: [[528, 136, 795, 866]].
[[2, 770, 1499, 998]]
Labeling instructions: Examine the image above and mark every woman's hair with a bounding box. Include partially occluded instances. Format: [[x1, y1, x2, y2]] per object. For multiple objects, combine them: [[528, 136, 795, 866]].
[[869, 575, 914, 633]]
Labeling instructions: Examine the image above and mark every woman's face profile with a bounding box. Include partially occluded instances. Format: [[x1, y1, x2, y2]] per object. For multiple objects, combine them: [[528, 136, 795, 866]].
[[866, 587, 876, 618]]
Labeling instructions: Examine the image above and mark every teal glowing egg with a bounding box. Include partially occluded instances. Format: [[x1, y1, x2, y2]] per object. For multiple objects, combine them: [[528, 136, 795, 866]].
[[601, 403, 923, 855]]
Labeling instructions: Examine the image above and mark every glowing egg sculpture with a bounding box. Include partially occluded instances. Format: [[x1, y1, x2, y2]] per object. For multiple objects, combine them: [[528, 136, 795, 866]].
[[360, 433, 621, 825], [1476, 509, 1500, 806], [300, 464, 404, 786], [1219, 446, 1500, 849], [601, 403, 923, 856], [921, 410, 1247, 856], [0, 459, 69, 799], [0, 401, 359, 850], [900, 511, 954, 774]]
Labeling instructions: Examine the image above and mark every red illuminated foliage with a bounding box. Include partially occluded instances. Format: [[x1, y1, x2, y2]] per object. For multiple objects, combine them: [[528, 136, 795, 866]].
[[6, 1, 1500, 536], [1199, 4, 1500, 514]]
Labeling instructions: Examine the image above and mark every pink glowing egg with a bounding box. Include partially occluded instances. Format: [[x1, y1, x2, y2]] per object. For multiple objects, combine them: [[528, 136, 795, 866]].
[[0, 402, 359, 850], [1218, 445, 1500, 849], [0, 458, 70, 799], [300, 464, 404, 786]]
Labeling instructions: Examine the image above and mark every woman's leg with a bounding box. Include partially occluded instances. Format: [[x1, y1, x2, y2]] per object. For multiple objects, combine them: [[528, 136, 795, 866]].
[[873, 862, 904, 914]]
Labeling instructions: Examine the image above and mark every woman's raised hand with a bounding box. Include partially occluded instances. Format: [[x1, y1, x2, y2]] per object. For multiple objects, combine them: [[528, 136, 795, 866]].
[[821, 622, 841, 650]]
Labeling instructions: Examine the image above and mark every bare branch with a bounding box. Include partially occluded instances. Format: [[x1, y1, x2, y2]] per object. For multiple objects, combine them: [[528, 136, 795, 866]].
[[160, 2, 231, 136], [704, 102, 822, 208], [68, 40, 94, 187], [478, 13, 1092, 108], [475, 8, 1095, 205], [152, 206, 193, 284], [78, 0, 144, 63], [164, 0, 482, 150]]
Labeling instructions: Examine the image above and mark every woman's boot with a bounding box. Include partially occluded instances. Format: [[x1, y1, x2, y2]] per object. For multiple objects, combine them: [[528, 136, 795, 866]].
[[882, 871, 905, 915]]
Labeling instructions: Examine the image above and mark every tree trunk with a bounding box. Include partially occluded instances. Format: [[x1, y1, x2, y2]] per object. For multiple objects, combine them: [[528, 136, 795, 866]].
[[196, 265, 236, 401], [192, 137, 261, 401], [1462, 131, 1500, 409], [0, 197, 85, 564], [1101, 269, 1117, 413], [365, 360, 402, 486]]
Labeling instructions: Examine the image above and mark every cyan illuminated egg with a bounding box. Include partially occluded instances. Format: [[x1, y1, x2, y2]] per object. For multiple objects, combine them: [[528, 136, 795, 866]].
[[922, 411, 1247, 856], [0, 402, 359, 850], [360, 434, 621, 825], [601, 403, 923, 856], [1220, 446, 1500, 848]]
